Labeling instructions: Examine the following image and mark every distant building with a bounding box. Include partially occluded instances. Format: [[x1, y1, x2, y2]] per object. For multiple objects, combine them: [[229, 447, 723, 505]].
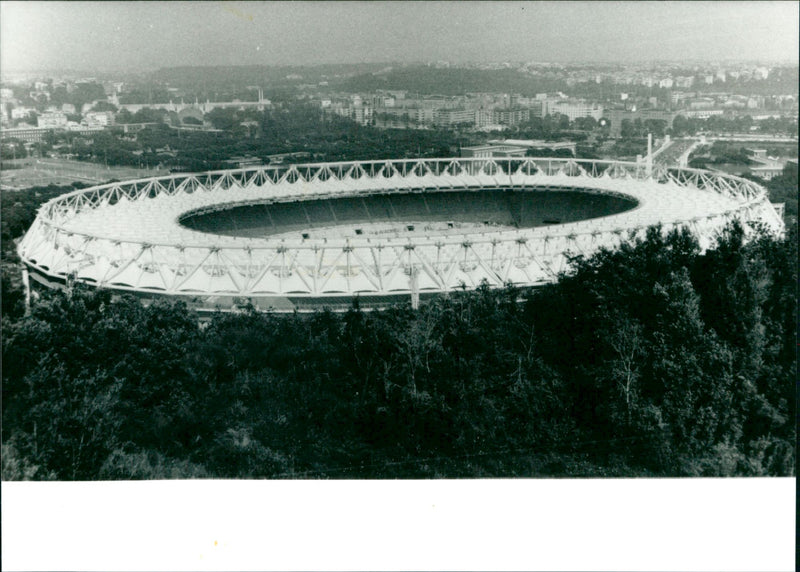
[[682, 109, 724, 119], [329, 102, 373, 125], [434, 108, 476, 127], [689, 97, 715, 110], [510, 94, 533, 107], [372, 94, 395, 108], [670, 91, 688, 106], [489, 138, 577, 155], [492, 108, 530, 126], [746, 148, 785, 180], [10, 106, 35, 120], [351, 105, 372, 125], [224, 156, 264, 169], [84, 111, 114, 127], [475, 109, 495, 128], [384, 90, 407, 100], [545, 100, 603, 121], [0, 126, 49, 143], [37, 111, 68, 129], [460, 144, 527, 158], [528, 100, 547, 118], [750, 164, 784, 180], [267, 151, 311, 164]]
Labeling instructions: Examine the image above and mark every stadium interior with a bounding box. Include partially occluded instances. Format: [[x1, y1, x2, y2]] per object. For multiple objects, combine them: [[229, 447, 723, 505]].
[[178, 188, 638, 240]]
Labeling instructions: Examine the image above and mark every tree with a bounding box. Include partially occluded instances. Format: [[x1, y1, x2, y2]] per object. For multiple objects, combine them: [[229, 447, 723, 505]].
[[91, 101, 118, 113], [620, 118, 634, 138], [132, 108, 167, 124], [206, 108, 240, 131], [115, 108, 134, 124], [604, 314, 644, 426]]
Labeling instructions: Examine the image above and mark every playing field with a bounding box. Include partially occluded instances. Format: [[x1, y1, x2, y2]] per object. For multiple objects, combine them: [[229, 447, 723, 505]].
[[180, 188, 638, 239]]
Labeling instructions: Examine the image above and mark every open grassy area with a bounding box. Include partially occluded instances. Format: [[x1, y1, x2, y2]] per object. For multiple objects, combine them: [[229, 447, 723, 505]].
[[1, 157, 168, 191]]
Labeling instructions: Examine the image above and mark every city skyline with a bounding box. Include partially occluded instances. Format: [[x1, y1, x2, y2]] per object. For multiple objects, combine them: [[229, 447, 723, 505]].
[[1, 1, 799, 73]]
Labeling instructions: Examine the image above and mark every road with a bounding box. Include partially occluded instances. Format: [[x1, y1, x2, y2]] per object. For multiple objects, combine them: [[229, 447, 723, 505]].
[[703, 134, 799, 144], [653, 138, 700, 167]]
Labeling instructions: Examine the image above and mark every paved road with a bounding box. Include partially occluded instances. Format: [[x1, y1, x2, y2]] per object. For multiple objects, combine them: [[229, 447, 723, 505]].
[[703, 134, 798, 144], [653, 138, 699, 167]]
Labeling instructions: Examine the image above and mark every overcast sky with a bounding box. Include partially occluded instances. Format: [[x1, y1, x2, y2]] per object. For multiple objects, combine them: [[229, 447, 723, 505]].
[[1, 1, 798, 72]]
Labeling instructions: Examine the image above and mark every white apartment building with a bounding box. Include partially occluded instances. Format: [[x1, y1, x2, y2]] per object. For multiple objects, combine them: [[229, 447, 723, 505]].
[[37, 111, 68, 128], [545, 100, 604, 121], [84, 111, 114, 127], [492, 108, 530, 126], [434, 108, 477, 127], [11, 106, 36, 120], [475, 109, 495, 128], [351, 106, 372, 125]]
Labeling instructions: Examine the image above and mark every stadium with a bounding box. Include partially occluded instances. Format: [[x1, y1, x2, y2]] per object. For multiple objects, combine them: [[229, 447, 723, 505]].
[[18, 157, 785, 313]]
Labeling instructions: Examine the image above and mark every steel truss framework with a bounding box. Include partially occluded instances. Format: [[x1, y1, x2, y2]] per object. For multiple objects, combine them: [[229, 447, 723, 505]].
[[19, 157, 784, 307]]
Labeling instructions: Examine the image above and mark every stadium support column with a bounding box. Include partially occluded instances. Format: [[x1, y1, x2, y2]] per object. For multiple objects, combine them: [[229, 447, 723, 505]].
[[646, 133, 653, 177], [410, 265, 420, 310], [22, 267, 31, 314]]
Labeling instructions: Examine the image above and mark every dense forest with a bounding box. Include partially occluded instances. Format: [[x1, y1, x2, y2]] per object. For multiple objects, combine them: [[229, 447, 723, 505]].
[[2, 220, 795, 479], [756, 162, 799, 224]]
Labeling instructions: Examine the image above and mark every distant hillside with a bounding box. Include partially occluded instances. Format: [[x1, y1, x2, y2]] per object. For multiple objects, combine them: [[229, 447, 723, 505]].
[[340, 65, 569, 96], [149, 63, 395, 88]]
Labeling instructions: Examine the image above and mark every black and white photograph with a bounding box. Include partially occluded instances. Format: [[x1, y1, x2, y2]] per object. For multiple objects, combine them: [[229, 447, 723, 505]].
[[1, 1, 796, 570]]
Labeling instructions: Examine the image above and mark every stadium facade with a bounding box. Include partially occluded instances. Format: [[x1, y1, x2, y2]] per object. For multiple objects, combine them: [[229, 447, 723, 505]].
[[18, 157, 784, 312]]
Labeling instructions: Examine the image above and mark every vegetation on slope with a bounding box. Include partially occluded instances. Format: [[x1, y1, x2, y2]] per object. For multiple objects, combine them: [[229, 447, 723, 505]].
[[2, 222, 795, 479]]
